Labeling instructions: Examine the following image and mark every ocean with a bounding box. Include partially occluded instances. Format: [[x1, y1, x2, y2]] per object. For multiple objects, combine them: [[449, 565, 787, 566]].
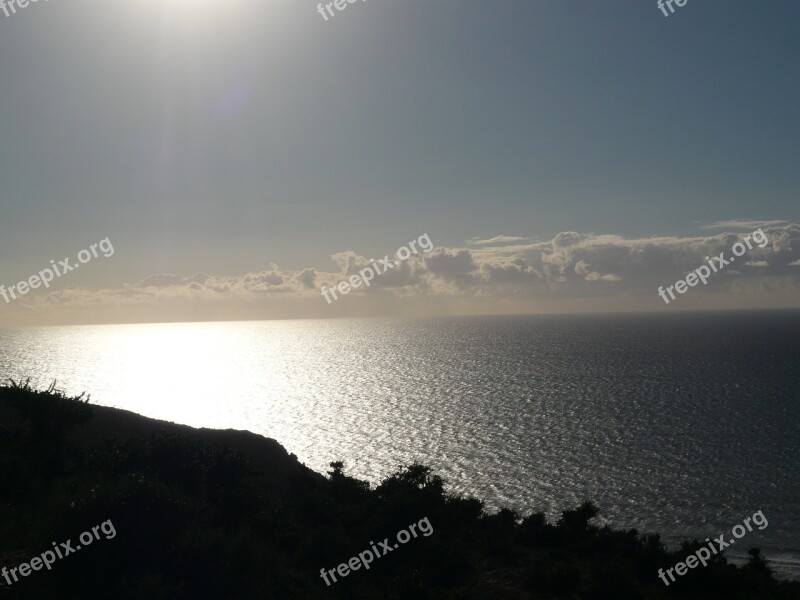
[[1, 310, 798, 579]]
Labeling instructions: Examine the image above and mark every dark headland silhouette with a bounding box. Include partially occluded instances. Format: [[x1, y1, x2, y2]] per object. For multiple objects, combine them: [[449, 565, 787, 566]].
[[1, 381, 797, 599]]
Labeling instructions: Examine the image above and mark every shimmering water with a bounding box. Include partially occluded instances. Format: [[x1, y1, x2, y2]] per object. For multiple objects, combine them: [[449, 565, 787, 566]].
[[2, 311, 799, 579]]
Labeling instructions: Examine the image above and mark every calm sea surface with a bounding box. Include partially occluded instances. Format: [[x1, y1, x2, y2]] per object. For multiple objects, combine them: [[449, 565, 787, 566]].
[[2, 311, 799, 578]]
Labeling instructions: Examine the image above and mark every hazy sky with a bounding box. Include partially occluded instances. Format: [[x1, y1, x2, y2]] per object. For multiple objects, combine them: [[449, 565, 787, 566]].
[[1, 0, 798, 325]]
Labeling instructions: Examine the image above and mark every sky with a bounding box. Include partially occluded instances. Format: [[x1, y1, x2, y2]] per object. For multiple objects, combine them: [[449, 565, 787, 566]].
[[0, 0, 798, 325]]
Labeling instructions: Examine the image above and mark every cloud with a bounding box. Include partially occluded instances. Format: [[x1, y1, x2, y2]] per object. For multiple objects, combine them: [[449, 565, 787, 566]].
[[699, 219, 789, 230], [137, 274, 186, 288], [3, 223, 799, 325], [424, 249, 476, 286], [575, 260, 622, 282], [466, 235, 531, 246], [295, 268, 317, 289]]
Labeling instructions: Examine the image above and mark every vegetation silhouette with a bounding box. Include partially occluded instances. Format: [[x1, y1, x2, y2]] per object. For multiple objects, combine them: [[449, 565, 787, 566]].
[[1, 382, 797, 599]]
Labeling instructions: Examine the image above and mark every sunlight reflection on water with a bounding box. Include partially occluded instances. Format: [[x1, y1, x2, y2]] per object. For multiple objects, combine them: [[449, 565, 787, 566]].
[[2, 313, 799, 579]]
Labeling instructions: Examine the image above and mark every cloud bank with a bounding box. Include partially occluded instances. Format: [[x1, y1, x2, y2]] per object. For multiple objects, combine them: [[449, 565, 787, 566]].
[[3, 224, 799, 326]]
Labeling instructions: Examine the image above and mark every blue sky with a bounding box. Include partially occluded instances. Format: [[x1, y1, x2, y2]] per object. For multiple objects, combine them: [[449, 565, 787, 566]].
[[0, 0, 798, 324]]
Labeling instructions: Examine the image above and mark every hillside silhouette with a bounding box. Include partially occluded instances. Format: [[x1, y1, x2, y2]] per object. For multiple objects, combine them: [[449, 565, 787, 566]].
[[1, 381, 797, 599]]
